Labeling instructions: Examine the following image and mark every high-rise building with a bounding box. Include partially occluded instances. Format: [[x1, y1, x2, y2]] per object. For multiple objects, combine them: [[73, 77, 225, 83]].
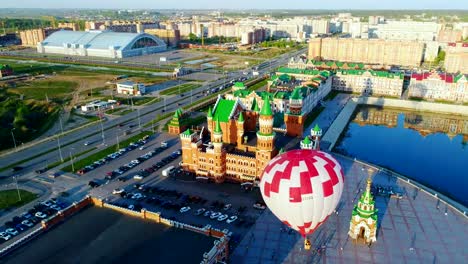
[[20, 28, 60, 47], [444, 43, 468, 74], [308, 38, 425, 67], [311, 19, 330, 35], [368, 21, 441, 41]]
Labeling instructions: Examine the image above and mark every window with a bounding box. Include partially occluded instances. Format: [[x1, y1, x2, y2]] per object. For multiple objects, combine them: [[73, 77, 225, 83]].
[[131, 37, 159, 49]]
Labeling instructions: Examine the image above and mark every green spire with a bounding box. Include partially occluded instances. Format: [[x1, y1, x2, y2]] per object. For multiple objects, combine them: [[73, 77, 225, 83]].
[[303, 136, 311, 144], [214, 117, 222, 134], [238, 112, 244, 122], [183, 129, 192, 135], [207, 106, 213, 118], [313, 124, 321, 132], [251, 98, 259, 112], [279, 147, 285, 154], [291, 88, 302, 100], [260, 97, 273, 116], [173, 110, 180, 118]]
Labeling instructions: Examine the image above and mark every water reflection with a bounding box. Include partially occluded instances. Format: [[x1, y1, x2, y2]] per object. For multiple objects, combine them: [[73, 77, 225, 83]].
[[336, 106, 468, 206]]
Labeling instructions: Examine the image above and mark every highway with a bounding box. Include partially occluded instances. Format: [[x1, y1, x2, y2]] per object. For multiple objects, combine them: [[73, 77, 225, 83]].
[[0, 48, 306, 179]]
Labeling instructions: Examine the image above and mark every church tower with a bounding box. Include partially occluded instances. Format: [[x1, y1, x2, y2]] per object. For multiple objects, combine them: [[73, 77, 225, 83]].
[[285, 87, 304, 137], [211, 117, 226, 183], [311, 124, 322, 150], [256, 98, 276, 178], [348, 175, 378, 244], [237, 112, 245, 146]]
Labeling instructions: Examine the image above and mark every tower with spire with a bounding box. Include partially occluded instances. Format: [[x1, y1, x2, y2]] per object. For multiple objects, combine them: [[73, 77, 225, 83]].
[[348, 176, 378, 244], [284, 87, 304, 137], [256, 97, 276, 176], [300, 124, 322, 150]]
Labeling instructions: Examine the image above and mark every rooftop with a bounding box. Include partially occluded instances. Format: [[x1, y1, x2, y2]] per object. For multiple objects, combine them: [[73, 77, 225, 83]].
[[213, 98, 236, 122]]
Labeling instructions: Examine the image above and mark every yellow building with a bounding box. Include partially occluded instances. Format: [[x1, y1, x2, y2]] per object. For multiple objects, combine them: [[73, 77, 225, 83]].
[[308, 38, 424, 67], [444, 43, 468, 74], [145, 29, 181, 47]]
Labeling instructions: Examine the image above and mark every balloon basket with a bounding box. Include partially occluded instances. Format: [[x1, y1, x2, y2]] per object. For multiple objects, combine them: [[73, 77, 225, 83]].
[[304, 238, 311, 250]]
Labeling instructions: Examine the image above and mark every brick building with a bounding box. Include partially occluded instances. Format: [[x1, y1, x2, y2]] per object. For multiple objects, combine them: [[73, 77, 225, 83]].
[[180, 95, 278, 183]]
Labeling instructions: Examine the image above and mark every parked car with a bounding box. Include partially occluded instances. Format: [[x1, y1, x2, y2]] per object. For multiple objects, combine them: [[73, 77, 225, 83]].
[[88, 181, 100, 188], [35, 212, 47, 219], [21, 220, 34, 227], [223, 204, 232, 211], [226, 215, 238, 224], [113, 188, 125, 195], [134, 174, 144, 180], [195, 208, 206, 216], [217, 214, 229, 222], [203, 210, 212, 217], [179, 206, 191, 213], [253, 203, 266, 210], [5, 228, 19, 236], [210, 212, 222, 219], [0, 232, 11, 240]]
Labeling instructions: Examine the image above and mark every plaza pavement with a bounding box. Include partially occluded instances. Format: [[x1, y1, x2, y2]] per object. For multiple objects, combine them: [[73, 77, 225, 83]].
[[231, 156, 468, 264]]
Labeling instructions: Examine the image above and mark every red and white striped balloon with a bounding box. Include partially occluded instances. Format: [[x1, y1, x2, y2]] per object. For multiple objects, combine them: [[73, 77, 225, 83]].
[[260, 149, 345, 237]]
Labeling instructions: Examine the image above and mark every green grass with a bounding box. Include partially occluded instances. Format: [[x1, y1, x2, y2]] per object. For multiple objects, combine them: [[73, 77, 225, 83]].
[[62, 131, 153, 173], [159, 83, 202, 96], [132, 97, 161, 106], [0, 189, 38, 210], [115, 109, 135, 116], [46, 147, 97, 170], [304, 106, 325, 128], [9, 80, 77, 102], [247, 79, 268, 91], [105, 108, 125, 115]]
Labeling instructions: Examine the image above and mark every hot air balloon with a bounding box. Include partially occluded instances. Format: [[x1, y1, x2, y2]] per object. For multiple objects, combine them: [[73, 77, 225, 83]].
[[260, 149, 345, 249]]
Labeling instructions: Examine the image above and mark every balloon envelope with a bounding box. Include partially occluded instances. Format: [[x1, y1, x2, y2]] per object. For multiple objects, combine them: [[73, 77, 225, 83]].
[[260, 149, 345, 237]]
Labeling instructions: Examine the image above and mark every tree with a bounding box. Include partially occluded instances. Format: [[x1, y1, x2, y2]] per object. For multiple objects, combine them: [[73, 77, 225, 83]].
[[434, 50, 446, 64], [188, 33, 198, 42]]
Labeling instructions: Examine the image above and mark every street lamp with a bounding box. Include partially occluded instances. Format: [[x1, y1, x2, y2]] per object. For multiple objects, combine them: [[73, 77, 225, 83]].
[[69, 148, 75, 173], [56, 133, 64, 162], [10, 128, 17, 152], [13, 175, 21, 201], [116, 129, 121, 150], [137, 108, 141, 129]]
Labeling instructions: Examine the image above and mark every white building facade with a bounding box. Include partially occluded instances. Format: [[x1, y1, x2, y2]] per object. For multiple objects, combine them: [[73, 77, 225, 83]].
[[408, 72, 468, 103]]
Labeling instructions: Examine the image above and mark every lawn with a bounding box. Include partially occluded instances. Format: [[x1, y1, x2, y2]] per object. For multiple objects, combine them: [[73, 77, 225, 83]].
[[62, 131, 153, 173], [9, 80, 78, 102], [159, 83, 202, 96], [247, 79, 268, 91], [0, 189, 38, 210]]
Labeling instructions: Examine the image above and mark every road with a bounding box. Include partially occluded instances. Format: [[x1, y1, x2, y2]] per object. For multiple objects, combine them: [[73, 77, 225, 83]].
[[0, 48, 306, 180]]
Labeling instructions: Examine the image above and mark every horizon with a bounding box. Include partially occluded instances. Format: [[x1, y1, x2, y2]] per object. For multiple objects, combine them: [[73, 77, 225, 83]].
[[1, 0, 467, 10]]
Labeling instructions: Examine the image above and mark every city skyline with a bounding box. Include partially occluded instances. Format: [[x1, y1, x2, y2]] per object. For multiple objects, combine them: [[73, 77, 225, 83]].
[[1, 0, 467, 10]]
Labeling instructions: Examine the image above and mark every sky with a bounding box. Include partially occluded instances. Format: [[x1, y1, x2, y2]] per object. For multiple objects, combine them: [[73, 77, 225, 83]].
[[1, 0, 467, 10]]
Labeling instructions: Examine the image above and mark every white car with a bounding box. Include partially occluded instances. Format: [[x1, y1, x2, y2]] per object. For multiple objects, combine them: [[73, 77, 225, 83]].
[[253, 203, 266, 210], [22, 220, 34, 227], [139, 146, 145, 150], [223, 204, 232, 210], [128, 204, 135, 210], [5, 228, 18, 236], [179, 206, 191, 213], [50, 204, 62, 211], [113, 188, 125, 195], [131, 193, 145, 200], [84, 141, 90, 146], [226, 215, 238, 224], [0, 232, 11, 240], [35, 212, 47, 219], [210, 212, 222, 219], [217, 214, 228, 221], [131, 160, 140, 164], [41, 201, 53, 207], [133, 175, 144, 180]]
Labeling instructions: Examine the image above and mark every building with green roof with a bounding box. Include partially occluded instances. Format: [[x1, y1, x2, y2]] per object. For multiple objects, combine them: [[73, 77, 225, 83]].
[[0, 64, 13, 78]]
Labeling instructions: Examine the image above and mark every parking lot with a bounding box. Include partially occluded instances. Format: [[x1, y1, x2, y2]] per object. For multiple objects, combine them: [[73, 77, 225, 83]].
[[0, 197, 68, 247]]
